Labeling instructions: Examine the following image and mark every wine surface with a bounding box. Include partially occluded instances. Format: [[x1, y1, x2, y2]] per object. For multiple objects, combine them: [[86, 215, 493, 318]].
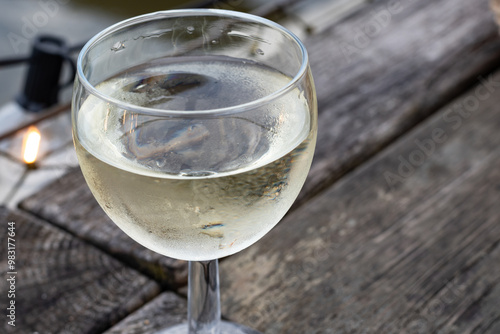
[[75, 57, 316, 260]]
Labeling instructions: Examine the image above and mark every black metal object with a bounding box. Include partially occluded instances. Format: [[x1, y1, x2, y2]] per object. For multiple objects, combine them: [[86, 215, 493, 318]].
[[15, 35, 76, 112]]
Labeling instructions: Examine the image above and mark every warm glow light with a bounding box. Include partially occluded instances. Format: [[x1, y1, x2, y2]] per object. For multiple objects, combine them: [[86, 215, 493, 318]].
[[23, 126, 41, 164]]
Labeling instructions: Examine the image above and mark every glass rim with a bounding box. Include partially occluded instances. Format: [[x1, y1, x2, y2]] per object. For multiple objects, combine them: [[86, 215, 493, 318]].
[[76, 8, 309, 116]]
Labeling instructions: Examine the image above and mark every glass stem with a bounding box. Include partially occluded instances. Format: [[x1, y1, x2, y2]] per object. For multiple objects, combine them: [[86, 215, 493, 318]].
[[188, 260, 221, 334]]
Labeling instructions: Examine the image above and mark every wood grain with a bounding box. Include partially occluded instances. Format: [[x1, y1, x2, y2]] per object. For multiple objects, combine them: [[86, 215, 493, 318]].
[[20, 0, 500, 291], [104, 292, 187, 334], [0, 207, 161, 334], [15, 1, 500, 332], [219, 72, 500, 333], [298, 0, 500, 205], [19, 172, 188, 288]]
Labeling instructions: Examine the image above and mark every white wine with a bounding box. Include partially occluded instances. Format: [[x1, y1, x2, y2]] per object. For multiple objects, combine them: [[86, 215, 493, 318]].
[[75, 57, 316, 261]]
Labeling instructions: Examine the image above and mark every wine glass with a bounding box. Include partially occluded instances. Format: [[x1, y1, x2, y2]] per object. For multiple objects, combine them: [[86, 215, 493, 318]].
[[72, 9, 317, 334]]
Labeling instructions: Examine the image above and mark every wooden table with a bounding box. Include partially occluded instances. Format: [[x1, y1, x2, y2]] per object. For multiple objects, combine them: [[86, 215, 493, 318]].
[[2, 0, 500, 333]]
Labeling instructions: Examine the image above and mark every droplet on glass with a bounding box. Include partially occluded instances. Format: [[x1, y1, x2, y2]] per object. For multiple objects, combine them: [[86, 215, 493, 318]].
[[186, 26, 195, 34], [156, 158, 167, 168], [111, 41, 126, 52], [255, 48, 264, 55]]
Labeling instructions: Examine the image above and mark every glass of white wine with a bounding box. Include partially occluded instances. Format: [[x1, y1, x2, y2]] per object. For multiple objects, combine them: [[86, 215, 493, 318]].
[[72, 9, 317, 334]]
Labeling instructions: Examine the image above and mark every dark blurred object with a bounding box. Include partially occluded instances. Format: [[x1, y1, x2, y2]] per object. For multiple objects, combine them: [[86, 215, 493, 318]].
[[16, 35, 75, 112]]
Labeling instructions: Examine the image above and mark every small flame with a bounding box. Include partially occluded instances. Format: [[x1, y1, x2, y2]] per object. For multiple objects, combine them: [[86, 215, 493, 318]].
[[23, 126, 41, 164]]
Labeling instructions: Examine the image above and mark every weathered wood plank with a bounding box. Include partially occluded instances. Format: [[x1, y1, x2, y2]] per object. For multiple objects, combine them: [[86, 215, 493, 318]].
[[284, 0, 369, 35], [20, 0, 500, 290], [0, 206, 161, 334], [297, 0, 500, 205], [19, 172, 188, 288], [23, 0, 500, 214], [219, 72, 500, 333], [104, 292, 187, 334]]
